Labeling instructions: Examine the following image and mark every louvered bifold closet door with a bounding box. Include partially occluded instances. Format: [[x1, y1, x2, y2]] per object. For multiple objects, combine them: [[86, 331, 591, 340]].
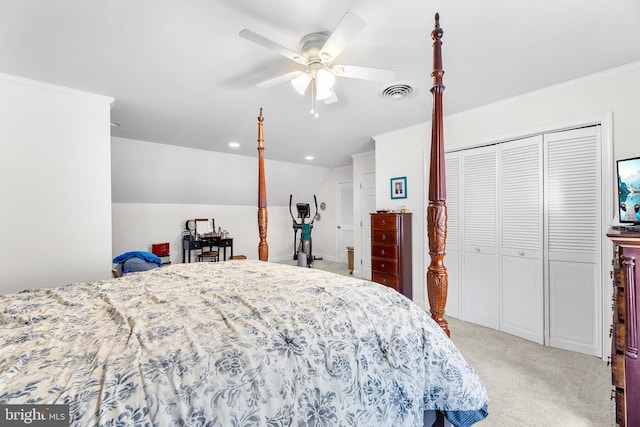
[[545, 126, 601, 357], [444, 152, 461, 318], [499, 136, 544, 344], [462, 145, 499, 329]]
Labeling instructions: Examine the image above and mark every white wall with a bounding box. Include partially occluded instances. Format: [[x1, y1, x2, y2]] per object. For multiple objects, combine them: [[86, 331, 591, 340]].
[[111, 137, 338, 263], [112, 137, 331, 207], [112, 203, 294, 263], [373, 125, 429, 309], [374, 61, 640, 322], [0, 74, 113, 294]]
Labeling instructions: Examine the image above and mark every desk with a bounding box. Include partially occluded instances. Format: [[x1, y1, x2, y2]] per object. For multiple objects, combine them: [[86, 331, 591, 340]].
[[183, 237, 233, 263]]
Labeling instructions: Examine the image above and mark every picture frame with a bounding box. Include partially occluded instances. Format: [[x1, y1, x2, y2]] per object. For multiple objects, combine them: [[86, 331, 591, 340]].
[[390, 176, 407, 199]]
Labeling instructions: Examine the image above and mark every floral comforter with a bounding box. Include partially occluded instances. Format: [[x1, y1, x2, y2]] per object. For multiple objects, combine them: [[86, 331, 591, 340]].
[[0, 260, 488, 426]]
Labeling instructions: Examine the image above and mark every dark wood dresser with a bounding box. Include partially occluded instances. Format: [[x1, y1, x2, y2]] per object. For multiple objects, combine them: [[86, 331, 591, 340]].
[[371, 212, 412, 299], [607, 227, 640, 426]]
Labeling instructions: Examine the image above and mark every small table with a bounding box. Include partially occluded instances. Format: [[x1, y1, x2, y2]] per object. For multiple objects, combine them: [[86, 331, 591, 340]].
[[183, 237, 234, 263]]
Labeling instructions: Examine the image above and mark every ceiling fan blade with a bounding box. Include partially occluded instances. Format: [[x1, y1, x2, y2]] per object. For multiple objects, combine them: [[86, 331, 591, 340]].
[[319, 12, 366, 64], [323, 89, 339, 105], [332, 64, 395, 82], [256, 70, 305, 88], [239, 29, 308, 65]]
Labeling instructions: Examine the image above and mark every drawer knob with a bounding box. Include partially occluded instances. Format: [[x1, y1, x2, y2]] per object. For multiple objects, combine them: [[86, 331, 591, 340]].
[[382, 235, 386, 240], [382, 279, 387, 284], [382, 220, 386, 225], [519, 251, 525, 256], [381, 263, 385, 268], [381, 249, 385, 255]]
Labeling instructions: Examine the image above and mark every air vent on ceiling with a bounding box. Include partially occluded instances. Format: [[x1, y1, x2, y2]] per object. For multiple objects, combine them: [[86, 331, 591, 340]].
[[380, 82, 414, 99]]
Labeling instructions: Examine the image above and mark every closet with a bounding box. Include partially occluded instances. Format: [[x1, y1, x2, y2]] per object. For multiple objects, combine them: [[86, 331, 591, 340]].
[[445, 126, 602, 356]]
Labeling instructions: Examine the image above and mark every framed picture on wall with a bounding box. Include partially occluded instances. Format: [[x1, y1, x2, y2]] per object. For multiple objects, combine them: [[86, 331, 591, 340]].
[[390, 176, 407, 199]]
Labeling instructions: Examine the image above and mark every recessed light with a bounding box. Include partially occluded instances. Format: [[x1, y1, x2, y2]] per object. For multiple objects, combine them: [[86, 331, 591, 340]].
[[228, 142, 240, 148], [305, 156, 314, 161]]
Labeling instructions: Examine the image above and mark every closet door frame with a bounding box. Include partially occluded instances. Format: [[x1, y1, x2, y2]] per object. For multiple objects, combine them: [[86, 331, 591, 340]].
[[444, 112, 613, 358], [444, 151, 461, 318]]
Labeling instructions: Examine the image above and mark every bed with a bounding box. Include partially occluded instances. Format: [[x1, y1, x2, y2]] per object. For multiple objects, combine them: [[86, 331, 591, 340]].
[[0, 14, 488, 427]]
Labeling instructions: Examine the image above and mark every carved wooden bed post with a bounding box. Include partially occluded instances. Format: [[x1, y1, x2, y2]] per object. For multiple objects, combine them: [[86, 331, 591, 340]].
[[427, 13, 449, 336], [257, 108, 269, 261]]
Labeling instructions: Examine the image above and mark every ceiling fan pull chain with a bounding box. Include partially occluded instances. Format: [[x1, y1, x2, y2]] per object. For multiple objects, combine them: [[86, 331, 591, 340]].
[[310, 78, 315, 115], [311, 79, 319, 118]]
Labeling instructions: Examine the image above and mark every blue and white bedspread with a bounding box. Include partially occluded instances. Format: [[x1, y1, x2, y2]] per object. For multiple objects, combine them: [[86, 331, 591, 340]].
[[0, 260, 488, 426]]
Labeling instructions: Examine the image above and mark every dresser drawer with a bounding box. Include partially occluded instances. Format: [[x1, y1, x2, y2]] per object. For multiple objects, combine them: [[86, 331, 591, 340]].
[[217, 238, 233, 247], [615, 321, 625, 353], [372, 230, 399, 246], [615, 387, 626, 427], [372, 272, 399, 291], [612, 353, 625, 387], [372, 258, 398, 275], [617, 286, 626, 320], [371, 245, 398, 259], [613, 267, 625, 287], [371, 214, 399, 231]]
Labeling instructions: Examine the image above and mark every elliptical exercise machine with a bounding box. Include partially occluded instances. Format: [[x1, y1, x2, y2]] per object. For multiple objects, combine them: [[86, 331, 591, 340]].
[[289, 194, 318, 267]]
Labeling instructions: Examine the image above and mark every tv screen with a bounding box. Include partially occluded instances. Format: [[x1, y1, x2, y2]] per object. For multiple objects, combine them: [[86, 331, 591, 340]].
[[617, 156, 640, 224]]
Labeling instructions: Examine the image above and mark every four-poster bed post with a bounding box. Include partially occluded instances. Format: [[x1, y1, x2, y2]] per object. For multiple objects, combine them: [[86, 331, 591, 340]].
[[257, 108, 269, 261], [427, 13, 449, 336]]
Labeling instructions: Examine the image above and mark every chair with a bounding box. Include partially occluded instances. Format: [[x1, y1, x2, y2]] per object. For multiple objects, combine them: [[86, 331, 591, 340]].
[[196, 237, 219, 262], [197, 248, 219, 262]]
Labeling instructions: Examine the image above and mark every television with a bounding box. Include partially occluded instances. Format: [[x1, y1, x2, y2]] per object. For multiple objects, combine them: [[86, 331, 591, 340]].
[[617, 156, 640, 225]]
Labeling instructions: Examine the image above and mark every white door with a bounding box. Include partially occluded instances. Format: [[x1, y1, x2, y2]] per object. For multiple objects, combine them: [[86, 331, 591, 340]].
[[462, 145, 499, 329], [360, 173, 376, 279], [499, 136, 544, 344], [444, 153, 461, 318], [545, 126, 601, 357], [336, 181, 354, 264]]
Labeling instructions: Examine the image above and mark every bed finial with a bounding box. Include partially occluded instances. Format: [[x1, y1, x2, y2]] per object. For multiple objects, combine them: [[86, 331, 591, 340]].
[[257, 108, 269, 261], [427, 12, 449, 337]]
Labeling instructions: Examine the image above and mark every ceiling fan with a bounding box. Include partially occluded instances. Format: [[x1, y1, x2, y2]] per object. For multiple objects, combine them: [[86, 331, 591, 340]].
[[240, 12, 395, 117]]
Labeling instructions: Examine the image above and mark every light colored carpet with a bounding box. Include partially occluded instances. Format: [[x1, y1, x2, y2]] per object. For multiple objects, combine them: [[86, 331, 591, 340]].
[[278, 259, 352, 276], [284, 260, 616, 426], [447, 317, 615, 426]]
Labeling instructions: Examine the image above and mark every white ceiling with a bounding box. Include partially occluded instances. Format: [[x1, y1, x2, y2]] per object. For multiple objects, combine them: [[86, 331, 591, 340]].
[[2, 1, 639, 169]]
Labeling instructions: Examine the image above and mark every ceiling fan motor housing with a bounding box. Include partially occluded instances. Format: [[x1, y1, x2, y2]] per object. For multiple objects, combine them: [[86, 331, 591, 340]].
[[300, 32, 331, 63]]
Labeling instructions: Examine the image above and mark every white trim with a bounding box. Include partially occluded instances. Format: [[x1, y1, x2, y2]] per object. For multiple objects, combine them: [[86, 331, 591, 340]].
[[351, 150, 375, 159], [372, 122, 428, 142], [446, 112, 612, 153], [0, 72, 115, 104], [601, 112, 615, 360], [422, 149, 429, 311]]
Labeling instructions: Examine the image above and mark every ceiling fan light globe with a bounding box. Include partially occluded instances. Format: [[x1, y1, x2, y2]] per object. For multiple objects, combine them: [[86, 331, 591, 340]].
[[291, 73, 311, 95], [316, 68, 336, 90], [316, 84, 333, 100]]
